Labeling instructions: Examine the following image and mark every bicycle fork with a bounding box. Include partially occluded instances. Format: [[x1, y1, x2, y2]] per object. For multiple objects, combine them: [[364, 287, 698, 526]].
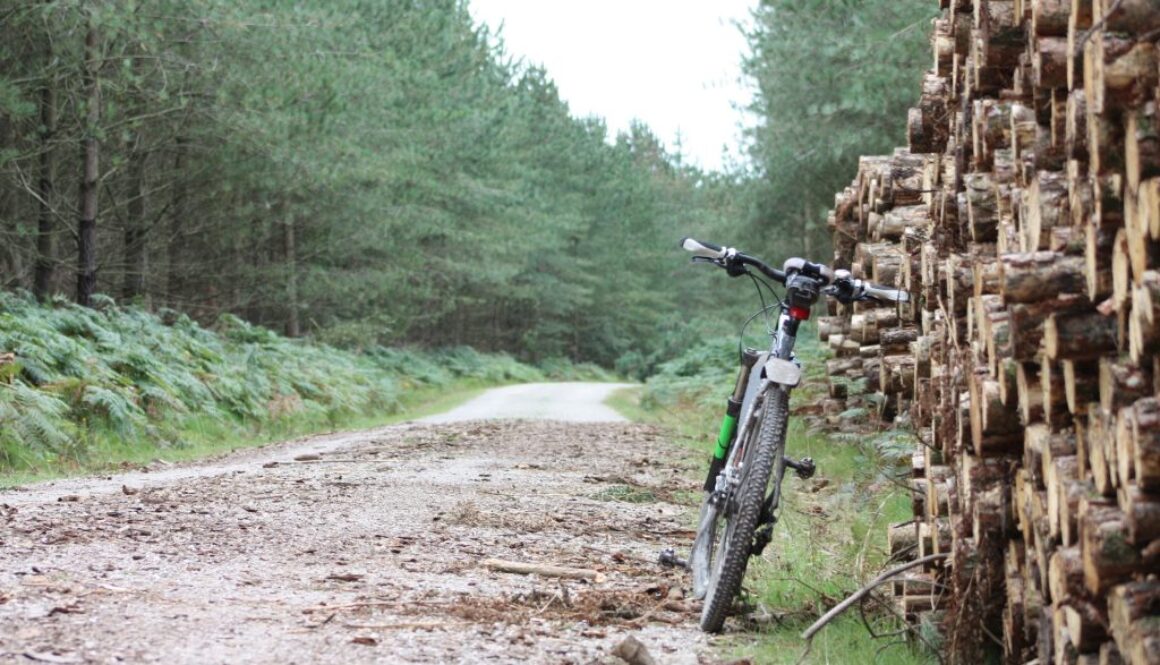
[[703, 349, 821, 557], [702, 348, 761, 493]]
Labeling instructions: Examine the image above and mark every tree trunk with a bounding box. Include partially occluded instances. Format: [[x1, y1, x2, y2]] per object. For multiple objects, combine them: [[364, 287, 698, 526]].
[[166, 136, 187, 307], [34, 32, 57, 301], [283, 216, 300, 337], [122, 139, 148, 302], [76, 18, 100, 307], [121, 49, 148, 304]]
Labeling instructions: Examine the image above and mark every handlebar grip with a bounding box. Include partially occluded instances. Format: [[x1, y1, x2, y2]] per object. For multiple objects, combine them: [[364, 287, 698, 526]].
[[863, 283, 910, 303], [681, 237, 727, 260]]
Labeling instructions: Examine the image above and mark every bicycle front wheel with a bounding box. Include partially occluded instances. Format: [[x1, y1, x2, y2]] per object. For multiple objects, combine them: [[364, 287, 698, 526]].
[[698, 385, 789, 633]]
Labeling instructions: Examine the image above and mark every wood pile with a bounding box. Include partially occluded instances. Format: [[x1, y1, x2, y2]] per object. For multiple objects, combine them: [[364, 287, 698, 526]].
[[818, 2, 1160, 663]]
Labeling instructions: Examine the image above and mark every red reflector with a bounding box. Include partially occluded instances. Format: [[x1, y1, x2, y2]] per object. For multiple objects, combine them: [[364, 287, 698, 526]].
[[789, 306, 811, 320]]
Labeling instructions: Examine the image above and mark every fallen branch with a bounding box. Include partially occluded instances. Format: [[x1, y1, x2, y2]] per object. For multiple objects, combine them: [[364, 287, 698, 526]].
[[342, 621, 464, 631], [300, 599, 450, 613], [800, 553, 948, 641], [482, 558, 606, 583]]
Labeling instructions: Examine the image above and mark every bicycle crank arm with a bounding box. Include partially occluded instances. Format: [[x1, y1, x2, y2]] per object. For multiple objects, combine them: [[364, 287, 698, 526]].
[[783, 456, 816, 479]]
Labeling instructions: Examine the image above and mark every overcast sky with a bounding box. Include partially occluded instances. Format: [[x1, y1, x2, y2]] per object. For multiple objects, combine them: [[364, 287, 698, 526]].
[[468, 0, 756, 172]]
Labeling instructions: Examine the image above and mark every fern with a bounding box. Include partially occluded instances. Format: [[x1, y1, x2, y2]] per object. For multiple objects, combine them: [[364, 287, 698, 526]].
[[0, 381, 76, 464], [0, 291, 592, 472], [80, 385, 146, 436]]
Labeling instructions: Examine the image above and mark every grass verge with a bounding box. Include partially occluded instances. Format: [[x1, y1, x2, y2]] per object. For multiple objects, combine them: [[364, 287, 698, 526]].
[[0, 379, 489, 488]]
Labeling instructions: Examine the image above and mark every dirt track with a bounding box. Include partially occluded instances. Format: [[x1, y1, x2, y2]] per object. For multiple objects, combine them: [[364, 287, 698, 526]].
[[0, 403, 722, 663]]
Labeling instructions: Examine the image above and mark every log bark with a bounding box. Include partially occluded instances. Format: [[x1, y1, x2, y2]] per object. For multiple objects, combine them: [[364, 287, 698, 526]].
[[1032, 0, 1071, 36], [971, 372, 1024, 454], [1084, 34, 1157, 115], [1067, 0, 1094, 89], [1129, 271, 1160, 363], [1047, 455, 1079, 540], [999, 251, 1086, 302], [1118, 483, 1160, 545], [1009, 294, 1089, 360], [1132, 396, 1160, 491], [1033, 36, 1070, 89], [1112, 227, 1133, 310], [1107, 581, 1160, 665], [1062, 599, 1109, 654], [1044, 309, 1118, 360], [1126, 102, 1160, 194], [966, 172, 1000, 241], [1144, 177, 1160, 240], [1088, 404, 1117, 497], [1024, 171, 1070, 251], [1080, 504, 1138, 595], [1095, 0, 1160, 34], [889, 521, 920, 557], [1066, 90, 1088, 161], [1087, 220, 1116, 301], [1099, 359, 1154, 415], [1062, 359, 1099, 415]]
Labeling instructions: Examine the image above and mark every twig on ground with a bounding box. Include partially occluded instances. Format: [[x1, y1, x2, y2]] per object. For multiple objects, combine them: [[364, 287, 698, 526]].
[[482, 558, 606, 583], [800, 553, 948, 641], [300, 600, 449, 613], [342, 621, 463, 631]]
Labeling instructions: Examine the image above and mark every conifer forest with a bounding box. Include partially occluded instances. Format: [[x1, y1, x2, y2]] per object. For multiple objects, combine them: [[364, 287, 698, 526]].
[[0, 0, 931, 365]]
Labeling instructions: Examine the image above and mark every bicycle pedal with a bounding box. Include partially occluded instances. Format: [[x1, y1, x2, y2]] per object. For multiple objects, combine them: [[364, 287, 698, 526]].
[[658, 547, 689, 569], [794, 457, 816, 480], [750, 524, 773, 557]]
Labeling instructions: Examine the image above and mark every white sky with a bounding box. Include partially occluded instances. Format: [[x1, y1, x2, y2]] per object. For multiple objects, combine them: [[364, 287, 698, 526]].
[[468, 1, 756, 172]]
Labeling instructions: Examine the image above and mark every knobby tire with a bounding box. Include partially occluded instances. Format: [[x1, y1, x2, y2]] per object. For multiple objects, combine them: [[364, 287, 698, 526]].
[[698, 385, 789, 633]]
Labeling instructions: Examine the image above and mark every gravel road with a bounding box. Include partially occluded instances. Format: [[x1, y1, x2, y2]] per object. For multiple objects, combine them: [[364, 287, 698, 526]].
[[0, 383, 721, 664], [419, 382, 638, 424]]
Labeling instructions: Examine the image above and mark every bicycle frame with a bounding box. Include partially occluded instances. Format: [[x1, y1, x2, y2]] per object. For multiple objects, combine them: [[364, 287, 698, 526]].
[[712, 305, 806, 498]]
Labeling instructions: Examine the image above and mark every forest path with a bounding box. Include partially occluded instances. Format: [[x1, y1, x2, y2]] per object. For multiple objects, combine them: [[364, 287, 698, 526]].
[[0, 386, 718, 664], [419, 381, 638, 423]]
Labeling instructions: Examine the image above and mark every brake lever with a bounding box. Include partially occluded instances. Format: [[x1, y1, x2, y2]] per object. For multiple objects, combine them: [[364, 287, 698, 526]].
[[825, 280, 859, 304], [691, 255, 748, 278]]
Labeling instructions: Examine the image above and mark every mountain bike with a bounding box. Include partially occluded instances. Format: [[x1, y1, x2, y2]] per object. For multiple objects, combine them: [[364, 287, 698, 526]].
[[680, 237, 909, 633]]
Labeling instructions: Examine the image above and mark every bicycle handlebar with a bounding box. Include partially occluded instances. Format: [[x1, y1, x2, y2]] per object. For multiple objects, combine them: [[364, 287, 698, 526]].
[[681, 237, 727, 260], [680, 236, 787, 283], [861, 282, 910, 304], [680, 237, 910, 305]]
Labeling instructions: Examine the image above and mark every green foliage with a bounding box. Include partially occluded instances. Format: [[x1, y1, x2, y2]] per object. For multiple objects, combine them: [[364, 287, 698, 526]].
[[0, 0, 936, 376], [0, 292, 595, 472], [741, 0, 936, 262], [641, 336, 739, 414], [0, 0, 747, 367]]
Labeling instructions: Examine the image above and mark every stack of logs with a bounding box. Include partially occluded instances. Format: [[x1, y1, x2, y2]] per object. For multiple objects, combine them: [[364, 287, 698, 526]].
[[817, 1, 1160, 663]]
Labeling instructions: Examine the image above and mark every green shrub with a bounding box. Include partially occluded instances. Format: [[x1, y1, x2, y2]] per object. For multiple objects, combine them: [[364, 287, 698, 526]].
[[0, 292, 617, 473]]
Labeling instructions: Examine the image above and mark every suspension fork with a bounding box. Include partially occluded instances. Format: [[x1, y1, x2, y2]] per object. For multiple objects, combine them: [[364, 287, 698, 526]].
[[752, 306, 813, 555], [702, 348, 761, 492]]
